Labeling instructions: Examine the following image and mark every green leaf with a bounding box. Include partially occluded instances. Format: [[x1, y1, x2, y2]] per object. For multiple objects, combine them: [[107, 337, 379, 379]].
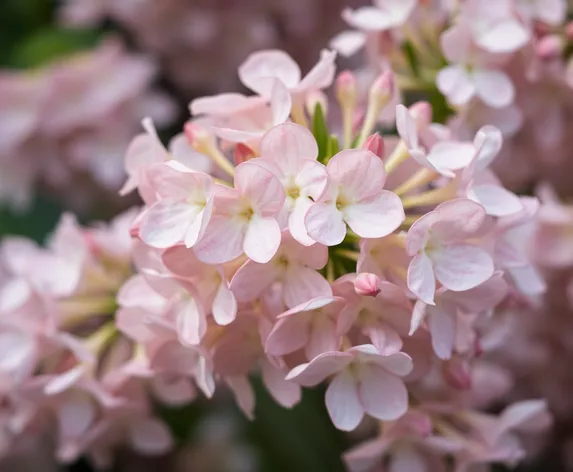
[[11, 27, 101, 69], [0, 197, 62, 242], [312, 103, 329, 162], [325, 134, 340, 161]]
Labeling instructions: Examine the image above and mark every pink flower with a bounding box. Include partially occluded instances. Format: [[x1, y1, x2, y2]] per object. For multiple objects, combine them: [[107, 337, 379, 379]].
[[406, 198, 494, 305], [194, 161, 285, 264], [463, 0, 530, 54], [286, 345, 413, 430], [137, 161, 214, 249], [230, 232, 331, 309], [410, 272, 508, 359], [516, 0, 566, 26], [256, 122, 328, 245], [265, 297, 344, 360], [437, 22, 515, 108], [305, 149, 404, 245], [238, 49, 337, 101], [396, 104, 475, 177], [162, 245, 237, 326]]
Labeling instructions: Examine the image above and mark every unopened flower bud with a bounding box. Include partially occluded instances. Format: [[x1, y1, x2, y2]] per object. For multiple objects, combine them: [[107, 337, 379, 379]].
[[335, 70, 357, 105], [361, 133, 385, 159], [369, 71, 394, 108], [537, 35, 564, 60], [234, 143, 256, 165], [442, 357, 472, 391], [354, 273, 382, 297], [409, 101, 432, 128]]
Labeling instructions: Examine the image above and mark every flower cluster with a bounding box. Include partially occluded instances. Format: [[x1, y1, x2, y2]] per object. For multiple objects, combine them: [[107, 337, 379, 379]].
[[58, 0, 365, 97], [115, 49, 548, 471], [0, 37, 175, 212], [332, 0, 573, 194]]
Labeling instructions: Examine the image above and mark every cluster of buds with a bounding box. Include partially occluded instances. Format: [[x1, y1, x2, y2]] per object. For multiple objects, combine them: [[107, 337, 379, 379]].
[[332, 0, 573, 194], [115, 48, 549, 471]]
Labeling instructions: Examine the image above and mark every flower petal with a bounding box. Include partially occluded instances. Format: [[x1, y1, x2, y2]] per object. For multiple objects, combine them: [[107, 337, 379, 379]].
[[358, 365, 409, 421], [344, 190, 404, 239], [325, 369, 364, 431], [432, 245, 494, 292]]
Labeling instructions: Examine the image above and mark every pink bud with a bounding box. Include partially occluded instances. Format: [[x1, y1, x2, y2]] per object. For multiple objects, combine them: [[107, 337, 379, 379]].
[[184, 121, 209, 147], [336, 70, 357, 102], [234, 143, 255, 165], [361, 133, 385, 159], [354, 273, 382, 297], [536, 35, 564, 60], [394, 411, 432, 437], [369, 71, 394, 103], [409, 101, 432, 127], [442, 357, 472, 391]]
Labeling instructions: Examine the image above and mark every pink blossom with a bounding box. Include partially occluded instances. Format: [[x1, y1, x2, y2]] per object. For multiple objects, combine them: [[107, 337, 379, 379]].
[[286, 345, 413, 430], [230, 232, 331, 309], [265, 297, 344, 360], [137, 161, 214, 249], [194, 161, 285, 263], [305, 149, 404, 245], [406, 199, 494, 305], [256, 122, 328, 245]]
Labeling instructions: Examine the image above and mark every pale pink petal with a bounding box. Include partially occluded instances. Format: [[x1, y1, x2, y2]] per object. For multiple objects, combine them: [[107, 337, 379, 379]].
[[184, 202, 213, 248], [330, 30, 367, 57], [474, 69, 515, 108], [296, 159, 329, 199], [409, 300, 427, 335], [260, 122, 318, 172], [406, 211, 438, 255], [138, 201, 198, 249], [230, 260, 278, 302], [45, 365, 86, 395], [427, 142, 476, 172], [289, 197, 315, 246], [468, 184, 522, 217], [285, 351, 353, 387], [212, 281, 237, 326], [190, 93, 263, 116], [428, 309, 455, 359], [129, 418, 173, 455], [194, 216, 246, 264], [283, 265, 332, 309], [498, 400, 550, 435], [472, 125, 504, 172], [443, 272, 508, 313], [239, 50, 301, 97], [151, 376, 196, 406], [261, 360, 301, 408], [328, 149, 387, 200], [265, 314, 310, 356], [474, 19, 530, 54], [168, 134, 212, 174], [342, 7, 395, 31], [305, 202, 346, 246], [226, 376, 255, 419], [432, 199, 486, 244], [306, 316, 340, 360], [297, 49, 337, 94], [358, 365, 408, 421], [211, 127, 263, 143], [235, 162, 285, 215], [372, 352, 414, 376], [407, 253, 436, 305], [176, 297, 206, 346], [326, 369, 363, 431], [344, 191, 404, 238], [440, 23, 473, 62], [244, 216, 281, 263], [436, 66, 475, 106], [365, 324, 403, 356], [432, 245, 494, 292], [270, 79, 292, 125], [396, 104, 419, 150]]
